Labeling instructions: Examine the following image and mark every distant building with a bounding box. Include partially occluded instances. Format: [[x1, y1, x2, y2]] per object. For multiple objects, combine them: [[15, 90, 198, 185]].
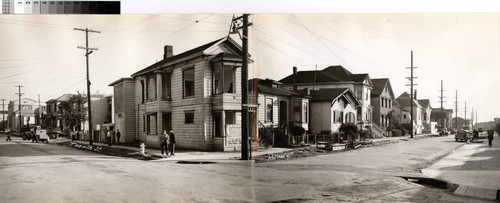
[[430, 108, 453, 129], [417, 99, 432, 133], [34, 105, 47, 128], [8, 98, 38, 132], [474, 118, 500, 131]]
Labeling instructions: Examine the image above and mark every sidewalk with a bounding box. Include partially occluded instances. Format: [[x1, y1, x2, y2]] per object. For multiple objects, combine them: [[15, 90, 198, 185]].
[[53, 133, 438, 162], [60, 138, 291, 162], [422, 132, 500, 201]]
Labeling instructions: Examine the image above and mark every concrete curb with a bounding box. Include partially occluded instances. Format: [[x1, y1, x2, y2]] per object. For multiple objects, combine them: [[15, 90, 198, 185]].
[[453, 185, 499, 201]]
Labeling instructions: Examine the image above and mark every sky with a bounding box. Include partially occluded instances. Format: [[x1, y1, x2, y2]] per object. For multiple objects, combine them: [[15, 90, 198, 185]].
[[0, 10, 499, 122]]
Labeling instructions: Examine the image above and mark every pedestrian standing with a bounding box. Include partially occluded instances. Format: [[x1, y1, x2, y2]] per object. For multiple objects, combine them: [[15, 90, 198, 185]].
[[107, 129, 112, 146], [160, 130, 169, 156], [487, 130, 494, 147], [6, 133, 11, 142], [169, 129, 176, 156], [116, 129, 121, 143]]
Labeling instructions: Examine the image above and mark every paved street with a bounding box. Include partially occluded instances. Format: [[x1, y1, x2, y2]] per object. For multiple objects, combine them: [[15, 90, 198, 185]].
[[0, 133, 493, 202]]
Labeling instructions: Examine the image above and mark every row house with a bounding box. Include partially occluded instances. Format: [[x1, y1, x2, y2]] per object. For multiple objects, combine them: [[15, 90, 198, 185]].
[[45, 94, 74, 132], [111, 37, 244, 151], [279, 65, 373, 131], [395, 92, 424, 134], [248, 78, 309, 130], [308, 88, 360, 134], [370, 78, 395, 135], [417, 99, 433, 133], [8, 98, 37, 131]]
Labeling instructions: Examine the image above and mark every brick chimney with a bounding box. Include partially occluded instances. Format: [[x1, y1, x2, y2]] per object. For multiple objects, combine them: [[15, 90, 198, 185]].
[[293, 66, 297, 75], [163, 45, 173, 59]]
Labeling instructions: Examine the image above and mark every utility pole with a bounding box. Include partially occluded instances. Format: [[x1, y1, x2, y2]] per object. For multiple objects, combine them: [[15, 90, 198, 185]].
[[471, 108, 474, 129], [1, 99, 4, 129], [454, 90, 458, 129], [464, 102, 467, 129], [231, 14, 252, 160], [438, 80, 445, 129], [15, 85, 24, 136], [405, 51, 418, 138], [75, 27, 100, 146]]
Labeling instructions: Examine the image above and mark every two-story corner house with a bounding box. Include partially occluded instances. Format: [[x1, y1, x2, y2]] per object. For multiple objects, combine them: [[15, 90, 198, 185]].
[[46, 94, 78, 132], [308, 88, 360, 135], [396, 92, 423, 134], [417, 99, 432, 133], [370, 78, 395, 133], [248, 78, 309, 131], [113, 37, 244, 151], [8, 98, 37, 131], [279, 65, 373, 130]]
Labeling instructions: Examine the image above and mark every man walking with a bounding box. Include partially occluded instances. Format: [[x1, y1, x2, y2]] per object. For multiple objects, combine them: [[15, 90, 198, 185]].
[[487, 130, 494, 147], [6, 132, 11, 142], [169, 129, 176, 156]]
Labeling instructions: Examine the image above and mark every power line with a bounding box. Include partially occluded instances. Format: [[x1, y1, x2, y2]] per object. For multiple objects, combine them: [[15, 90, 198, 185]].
[[291, 15, 352, 71]]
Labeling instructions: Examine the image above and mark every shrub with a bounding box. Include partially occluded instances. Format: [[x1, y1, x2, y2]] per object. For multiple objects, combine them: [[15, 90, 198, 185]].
[[359, 130, 370, 140], [392, 129, 402, 137]]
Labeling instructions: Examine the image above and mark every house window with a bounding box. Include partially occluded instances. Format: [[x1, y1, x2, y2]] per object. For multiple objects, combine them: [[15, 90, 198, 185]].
[[213, 64, 235, 94], [266, 98, 273, 122], [404, 114, 407, 119], [162, 73, 171, 100], [389, 100, 392, 108], [356, 88, 362, 100], [293, 101, 301, 122], [185, 111, 194, 124], [333, 111, 342, 123], [357, 106, 362, 121], [183, 68, 195, 98], [141, 80, 145, 103], [146, 113, 157, 135], [302, 102, 308, 123]]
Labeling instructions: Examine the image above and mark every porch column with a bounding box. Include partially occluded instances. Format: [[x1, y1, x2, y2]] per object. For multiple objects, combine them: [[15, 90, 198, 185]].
[[156, 72, 163, 101]]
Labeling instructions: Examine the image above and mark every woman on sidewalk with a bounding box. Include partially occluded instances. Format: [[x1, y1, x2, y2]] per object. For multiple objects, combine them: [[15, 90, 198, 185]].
[[169, 129, 176, 156]]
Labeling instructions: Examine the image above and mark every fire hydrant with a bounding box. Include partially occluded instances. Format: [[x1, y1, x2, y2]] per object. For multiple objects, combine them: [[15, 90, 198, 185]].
[[139, 143, 146, 156]]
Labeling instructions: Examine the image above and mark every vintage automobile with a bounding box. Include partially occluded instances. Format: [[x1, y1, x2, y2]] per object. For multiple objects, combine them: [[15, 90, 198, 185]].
[[455, 129, 472, 142]]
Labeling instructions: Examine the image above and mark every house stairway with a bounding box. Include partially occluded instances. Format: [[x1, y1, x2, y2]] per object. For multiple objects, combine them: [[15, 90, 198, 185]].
[[371, 123, 387, 138], [252, 121, 274, 151]]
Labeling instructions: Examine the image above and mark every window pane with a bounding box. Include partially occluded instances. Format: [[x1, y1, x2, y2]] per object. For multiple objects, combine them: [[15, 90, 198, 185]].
[[162, 73, 171, 99], [185, 112, 194, 124], [266, 98, 273, 122], [293, 101, 301, 122], [223, 65, 235, 93], [183, 68, 195, 97], [213, 64, 222, 94]]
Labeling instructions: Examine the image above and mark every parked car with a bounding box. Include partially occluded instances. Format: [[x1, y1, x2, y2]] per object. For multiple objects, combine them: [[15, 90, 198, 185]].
[[22, 131, 34, 140], [450, 129, 456, 134], [455, 130, 472, 142]]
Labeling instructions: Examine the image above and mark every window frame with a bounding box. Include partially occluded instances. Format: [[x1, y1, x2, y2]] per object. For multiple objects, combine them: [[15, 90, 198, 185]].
[[183, 67, 195, 98]]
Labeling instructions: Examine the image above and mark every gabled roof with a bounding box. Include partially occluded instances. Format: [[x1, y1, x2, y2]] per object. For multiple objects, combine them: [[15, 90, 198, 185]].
[[371, 78, 395, 98], [396, 92, 422, 108], [248, 78, 303, 97], [131, 37, 242, 77], [309, 88, 361, 106], [279, 65, 371, 86], [418, 99, 431, 109], [109, 77, 133, 87]]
